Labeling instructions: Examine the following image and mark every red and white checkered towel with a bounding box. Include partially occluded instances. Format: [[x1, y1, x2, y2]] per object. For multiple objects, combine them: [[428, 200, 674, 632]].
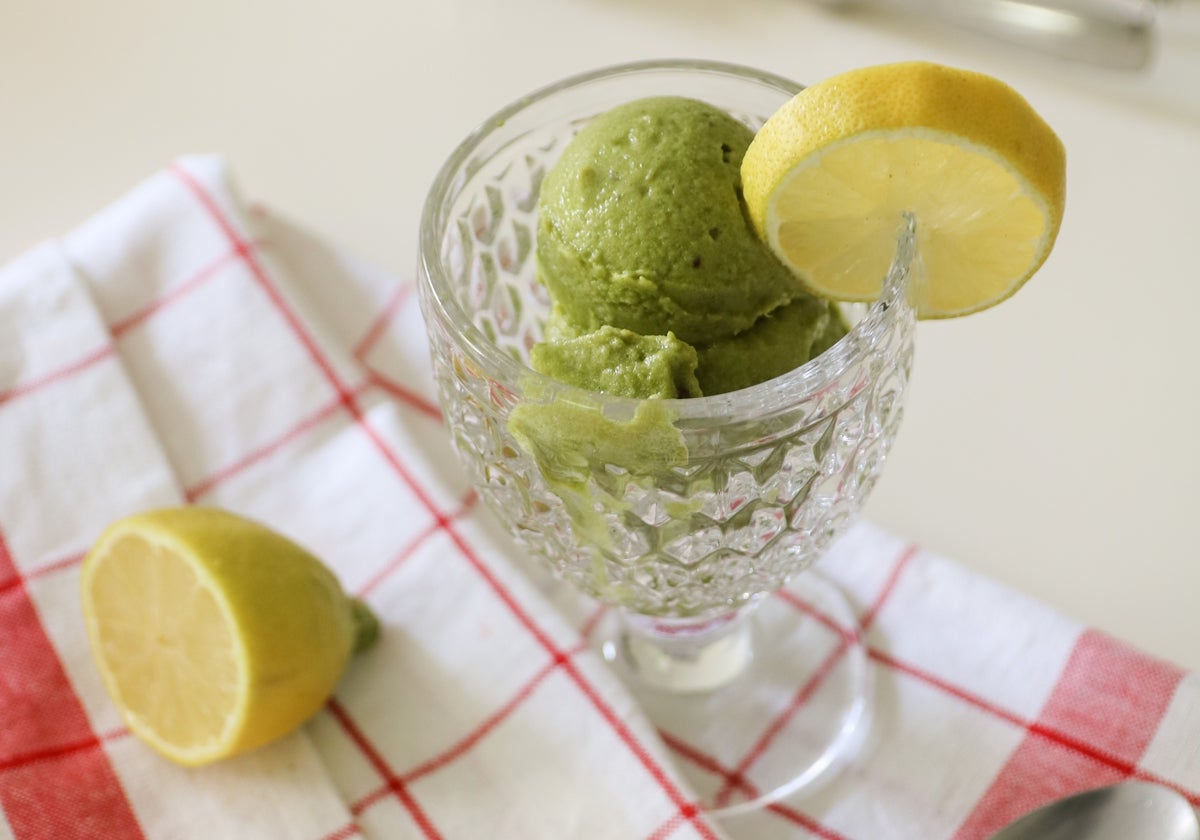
[[2, 157, 1197, 840]]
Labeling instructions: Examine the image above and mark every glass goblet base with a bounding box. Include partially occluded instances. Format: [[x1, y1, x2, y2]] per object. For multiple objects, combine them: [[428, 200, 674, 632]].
[[597, 569, 871, 817]]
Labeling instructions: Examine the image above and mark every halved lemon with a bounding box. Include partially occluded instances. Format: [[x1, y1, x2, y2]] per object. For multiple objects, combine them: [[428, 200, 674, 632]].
[[80, 507, 378, 766], [741, 61, 1066, 318]]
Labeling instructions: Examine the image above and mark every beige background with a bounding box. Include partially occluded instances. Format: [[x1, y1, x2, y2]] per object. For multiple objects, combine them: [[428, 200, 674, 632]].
[[3, 0, 1198, 668]]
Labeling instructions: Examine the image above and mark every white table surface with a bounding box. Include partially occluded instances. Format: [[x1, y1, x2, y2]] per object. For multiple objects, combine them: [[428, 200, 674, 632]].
[[4, 0, 1198, 670]]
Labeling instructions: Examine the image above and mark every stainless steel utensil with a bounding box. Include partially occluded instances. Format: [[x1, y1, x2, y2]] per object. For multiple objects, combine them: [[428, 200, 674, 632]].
[[818, 0, 1160, 69], [988, 782, 1200, 840]]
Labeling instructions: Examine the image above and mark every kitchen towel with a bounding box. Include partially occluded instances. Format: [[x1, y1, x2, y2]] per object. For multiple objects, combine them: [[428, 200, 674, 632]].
[[2, 157, 1196, 840]]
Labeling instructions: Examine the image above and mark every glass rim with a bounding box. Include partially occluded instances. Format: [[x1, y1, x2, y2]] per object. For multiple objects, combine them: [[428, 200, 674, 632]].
[[417, 58, 916, 421]]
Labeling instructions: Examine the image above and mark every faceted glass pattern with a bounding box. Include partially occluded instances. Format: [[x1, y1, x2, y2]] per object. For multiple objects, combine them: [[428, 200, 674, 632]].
[[418, 61, 916, 620]]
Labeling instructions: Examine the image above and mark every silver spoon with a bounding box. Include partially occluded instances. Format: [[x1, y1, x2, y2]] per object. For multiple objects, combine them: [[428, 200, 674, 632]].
[[989, 781, 1199, 840], [815, 0, 1158, 70]]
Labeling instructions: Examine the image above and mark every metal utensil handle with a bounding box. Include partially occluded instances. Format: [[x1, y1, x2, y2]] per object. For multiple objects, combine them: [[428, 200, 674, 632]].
[[947, 0, 1155, 69], [818, 0, 1157, 69]]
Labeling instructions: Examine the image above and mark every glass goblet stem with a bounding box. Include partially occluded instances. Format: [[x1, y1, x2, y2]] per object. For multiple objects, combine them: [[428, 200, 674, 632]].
[[604, 603, 763, 693]]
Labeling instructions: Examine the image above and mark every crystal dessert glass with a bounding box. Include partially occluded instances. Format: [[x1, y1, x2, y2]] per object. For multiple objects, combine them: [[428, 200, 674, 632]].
[[417, 59, 918, 814]]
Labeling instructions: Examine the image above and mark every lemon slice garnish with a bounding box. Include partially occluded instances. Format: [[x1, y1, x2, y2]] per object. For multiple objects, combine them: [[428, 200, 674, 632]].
[[742, 61, 1066, 317]]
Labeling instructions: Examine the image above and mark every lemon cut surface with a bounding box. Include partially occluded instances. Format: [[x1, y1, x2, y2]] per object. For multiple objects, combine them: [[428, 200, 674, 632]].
[[80, 507, 377, 766], [741, 61, 1067, 318]]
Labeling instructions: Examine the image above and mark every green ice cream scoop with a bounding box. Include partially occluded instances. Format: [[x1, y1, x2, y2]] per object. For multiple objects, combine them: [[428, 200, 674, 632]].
[[536, 96, 804, 347], [531, 325, 702, 400], [694, 295, 847, 395]]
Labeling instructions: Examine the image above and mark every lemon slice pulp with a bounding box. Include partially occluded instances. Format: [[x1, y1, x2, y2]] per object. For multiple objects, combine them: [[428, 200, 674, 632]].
[[741, 61, 1067, 318]]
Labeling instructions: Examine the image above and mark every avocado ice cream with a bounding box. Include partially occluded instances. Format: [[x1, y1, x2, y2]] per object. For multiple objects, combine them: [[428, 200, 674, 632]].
[[532, 95, 847, 398], [531, 325, 702, 400]]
